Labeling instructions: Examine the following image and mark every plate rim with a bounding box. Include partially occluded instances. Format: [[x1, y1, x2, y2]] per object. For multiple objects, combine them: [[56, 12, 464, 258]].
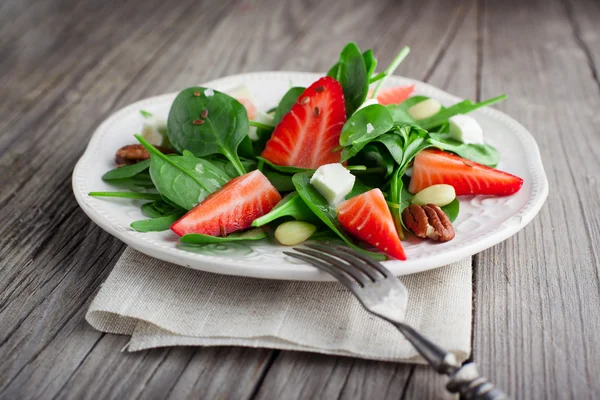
[[72, 71, 549, 281]]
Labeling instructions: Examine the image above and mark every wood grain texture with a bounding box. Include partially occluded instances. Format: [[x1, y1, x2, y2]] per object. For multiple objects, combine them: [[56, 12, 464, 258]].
[[472, 0, 600, 398], [0, 0, 599, 399]]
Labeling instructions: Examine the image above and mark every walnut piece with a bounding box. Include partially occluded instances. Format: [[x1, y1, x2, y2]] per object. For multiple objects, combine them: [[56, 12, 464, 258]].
[[115, 144, 174, 166], [401, 203, 455, 242]]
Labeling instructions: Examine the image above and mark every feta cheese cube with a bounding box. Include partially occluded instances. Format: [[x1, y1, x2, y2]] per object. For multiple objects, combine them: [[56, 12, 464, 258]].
[[356, 98, 379, 112], [407, 98, 441, 120], [310, 163, 356, 206], [141, 115, 169, 147], [449, 114, 484, 144]]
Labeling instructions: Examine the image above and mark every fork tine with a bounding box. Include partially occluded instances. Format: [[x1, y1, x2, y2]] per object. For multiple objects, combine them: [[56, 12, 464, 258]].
[[330, 244, 394, 278], [283, 251, 357, 289], [305, 243, 381, 281], [292, 248, 370, 287]]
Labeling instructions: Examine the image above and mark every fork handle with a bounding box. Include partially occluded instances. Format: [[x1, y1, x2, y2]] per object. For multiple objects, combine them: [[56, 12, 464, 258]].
[[446, 362, 508, 399], [392, 323, 508, 399]]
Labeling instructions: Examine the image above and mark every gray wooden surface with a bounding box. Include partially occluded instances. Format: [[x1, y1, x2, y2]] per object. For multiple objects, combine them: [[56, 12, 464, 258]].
[[1, 0, 599, 398]]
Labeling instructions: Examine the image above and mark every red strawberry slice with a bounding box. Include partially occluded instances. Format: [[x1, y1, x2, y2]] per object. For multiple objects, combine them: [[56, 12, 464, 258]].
[[409, 149, 524, 196], [261, 76, 346, 169], [171, 170, 282, 237], [375, 85, 415, 105], [336, 189, 406, 260]]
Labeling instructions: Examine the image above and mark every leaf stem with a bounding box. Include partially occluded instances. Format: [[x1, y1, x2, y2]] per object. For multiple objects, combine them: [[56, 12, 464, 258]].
[[371, 46, 410, 99], [249, 120, 275, 130], [89, 191, 162, 200], [224, 151, 247, 176], [369, 72, 386, 84]]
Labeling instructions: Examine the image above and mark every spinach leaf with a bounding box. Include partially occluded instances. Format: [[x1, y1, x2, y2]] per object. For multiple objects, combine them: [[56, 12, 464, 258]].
[[89, 191, 162, 200], [275, 87, 305, 124], [327, 42, 369, 116], [292, 172, 386, 260], [263, 169, 295, 192], [428, 134, 500, 167], [251, 192, 320, 227], [136, 135, 231, 210], [130, 213, 184, 232], [362, 49, 377, 79], [167, 87, 249, 176], [102, 160, 150, 181], [385, 96, 429, 126], [441, 198, 460, 222], [418, 94, 507, 130], [142, 200, 185, 218], [371, 46, 410, 98], [257, 156, 314, 174], [350, 142, 395, 178], [340, 104, 394, 162], [180, 228, 267, 244]]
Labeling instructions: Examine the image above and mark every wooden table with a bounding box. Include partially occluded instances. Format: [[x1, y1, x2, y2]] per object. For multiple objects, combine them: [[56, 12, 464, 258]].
[[1, 0, 599, 398]]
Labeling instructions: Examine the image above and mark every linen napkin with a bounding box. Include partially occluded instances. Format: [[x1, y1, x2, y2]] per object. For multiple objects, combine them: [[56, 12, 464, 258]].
[[86, 248, 472, 363]]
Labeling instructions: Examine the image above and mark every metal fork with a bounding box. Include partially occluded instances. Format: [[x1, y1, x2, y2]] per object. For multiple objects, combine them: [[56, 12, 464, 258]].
[[284, 243, 508, 400]]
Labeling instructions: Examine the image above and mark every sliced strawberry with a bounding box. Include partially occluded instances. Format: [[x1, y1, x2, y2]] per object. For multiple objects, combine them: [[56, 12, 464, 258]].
[[171, 170, 282, 237], [376, 85, 415, 105], [237, 97, 257, 120], [409, 149, 524, 196], [336, 189, 406, 260], [261, 76, 346, 169]]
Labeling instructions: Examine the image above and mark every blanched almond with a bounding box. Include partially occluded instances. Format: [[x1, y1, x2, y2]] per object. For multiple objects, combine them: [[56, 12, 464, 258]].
[[411, 184, 456, 207], [275, 221, 317, 246]]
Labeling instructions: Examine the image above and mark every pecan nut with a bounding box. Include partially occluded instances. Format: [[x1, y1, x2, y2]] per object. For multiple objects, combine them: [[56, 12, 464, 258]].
[[115, 144, 174, 166], [402, 203, 455, 242]]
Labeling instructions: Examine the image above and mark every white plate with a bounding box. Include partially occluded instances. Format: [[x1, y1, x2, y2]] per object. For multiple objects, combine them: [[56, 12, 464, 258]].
[[72, 72, 548, 281]]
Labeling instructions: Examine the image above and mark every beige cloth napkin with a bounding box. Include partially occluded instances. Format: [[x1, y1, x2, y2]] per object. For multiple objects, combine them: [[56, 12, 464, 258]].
[[86, 248, 472, 363]]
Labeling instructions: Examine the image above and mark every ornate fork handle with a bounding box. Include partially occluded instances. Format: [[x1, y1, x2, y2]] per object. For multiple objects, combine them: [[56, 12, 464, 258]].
[[446, 362, 508, 400], [391, 321, 508, 399]]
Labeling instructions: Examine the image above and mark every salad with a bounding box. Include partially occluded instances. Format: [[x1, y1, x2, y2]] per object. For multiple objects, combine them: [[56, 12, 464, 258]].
[[90, 42, 523, 261]]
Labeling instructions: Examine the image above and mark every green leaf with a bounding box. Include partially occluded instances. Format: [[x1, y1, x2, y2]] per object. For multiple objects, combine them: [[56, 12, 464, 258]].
[[275, 87, 305, 124], [89, 191, 162, 200], [327, 42, 369, 116], [362, 49, 377, 79], [292, 171, 386, 260], [374, 133, 404, 165], [441, 198, 460, 222], [102, 160, 151, 181], [140, 110, 153, 118], [257, 156, 314, 174], [350, 142, 395, 178], [339, 104, 394, 162], [385, 96, 430, 126], [263, 169, 296, 192], [142, 200, 185, 218], [418, 94, 507, 130], [180, 228, 267, 244], [136, 135, 231, 210], [167, 87, 249, 176], [251, 192, 320, 226], [428, 134, 500, 167], [130, 213, 184, 232]]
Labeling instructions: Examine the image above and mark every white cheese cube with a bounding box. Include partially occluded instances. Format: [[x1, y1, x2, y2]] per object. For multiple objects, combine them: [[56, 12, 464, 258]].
[[356, 98, 379, 112], [248, 111, 275, 140], [449, 114, 484, 144], [141, 116, 169, 147], [310, 163, 356, 206], [408, 98, 441, 120]]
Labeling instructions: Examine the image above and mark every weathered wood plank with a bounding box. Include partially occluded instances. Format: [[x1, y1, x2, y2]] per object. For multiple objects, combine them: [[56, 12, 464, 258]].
[[471, 0, 600, 398]]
